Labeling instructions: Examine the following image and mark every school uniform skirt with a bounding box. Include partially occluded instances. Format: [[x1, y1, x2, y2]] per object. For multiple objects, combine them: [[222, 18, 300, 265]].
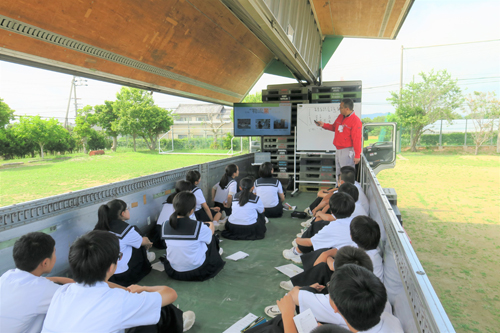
[[148, 225, 167, 249], [221, 213, 267, 240], [214, 201, 232, 216], [264, 202, 283, 218], [163, 235, 225, 281], [109, 246, 152, 287], [195, 208, 219, 222]]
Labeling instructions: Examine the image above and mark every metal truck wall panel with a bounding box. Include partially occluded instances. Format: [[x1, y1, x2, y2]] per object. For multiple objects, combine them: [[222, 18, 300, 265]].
[[0, 154, 254, 276]]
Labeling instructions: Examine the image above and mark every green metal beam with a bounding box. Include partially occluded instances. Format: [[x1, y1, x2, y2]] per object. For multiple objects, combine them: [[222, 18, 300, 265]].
[[264, 59, 295, 79], [321, 36, 343, 69]]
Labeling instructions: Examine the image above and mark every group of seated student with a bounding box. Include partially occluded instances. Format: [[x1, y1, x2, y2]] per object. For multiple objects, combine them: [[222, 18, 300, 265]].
[[304, 166, 370, 220], [1, 161, 406, 332], [0, 231, 195, 333]]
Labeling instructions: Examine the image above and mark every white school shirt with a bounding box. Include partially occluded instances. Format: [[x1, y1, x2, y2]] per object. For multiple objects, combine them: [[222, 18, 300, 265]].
[[228, 193, 265, 225], [351, 201, 367, 218], [165, 221, 213, 272], [299, 291, 395, 328], [41, 282, 161, 333], [253, 178, 283, 208], [310, 216, 356, 251], [366, 249, 384, 283], [109, 224, 143, 274], [192, 186, 206, 211], [213, 179, 237, 204], [355, 181, 370, 214], [0, 269, 61, 333]]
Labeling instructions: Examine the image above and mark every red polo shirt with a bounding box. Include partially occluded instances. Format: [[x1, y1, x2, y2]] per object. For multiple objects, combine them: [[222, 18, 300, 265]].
[[322, 112, 362, 158]]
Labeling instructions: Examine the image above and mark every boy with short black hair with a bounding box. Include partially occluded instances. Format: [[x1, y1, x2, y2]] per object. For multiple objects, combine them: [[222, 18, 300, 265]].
[[328, 265, 402, 332], [42, 230, 194, 333], [283, 193, 356, 264], [350, 216, 383, 282], [0, 232, 73, 333]]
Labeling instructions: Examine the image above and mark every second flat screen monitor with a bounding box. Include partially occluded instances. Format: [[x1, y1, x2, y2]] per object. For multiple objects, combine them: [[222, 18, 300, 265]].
[[233, 103, 292, 136]]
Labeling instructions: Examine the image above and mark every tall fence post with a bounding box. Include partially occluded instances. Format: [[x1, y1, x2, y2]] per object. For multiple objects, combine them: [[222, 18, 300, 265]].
[[438, 119, 443, 150]]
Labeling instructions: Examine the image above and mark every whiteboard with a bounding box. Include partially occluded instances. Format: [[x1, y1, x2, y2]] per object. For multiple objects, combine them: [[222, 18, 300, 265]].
[[296, 103, 362, 151]]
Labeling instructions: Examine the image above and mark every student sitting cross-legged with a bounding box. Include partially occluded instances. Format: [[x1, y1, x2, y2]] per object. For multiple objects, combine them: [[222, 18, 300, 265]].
[[279, 215, 383, 292], [283, 192, 356, 264], [257, 257, 402, 333], [94, 199, 154, 287], [150, 180, 194, 249], [212, 163, 239, 217], [0, 232, 74, 333], [221, 177, 267, 240], [254, 162, 285, 218], [162, 191, 225, 281], [187, 170, 221, 222], [41, 230, 195, 333]]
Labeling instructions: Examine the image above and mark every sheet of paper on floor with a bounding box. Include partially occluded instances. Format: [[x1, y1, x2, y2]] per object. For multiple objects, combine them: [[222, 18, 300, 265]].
[[226, 251, 249, 261], [275, 263, 304, 277], [223, 313, 258, 333]]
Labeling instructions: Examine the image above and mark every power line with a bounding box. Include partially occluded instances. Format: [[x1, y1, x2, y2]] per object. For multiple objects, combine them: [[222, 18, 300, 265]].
[[404, 39, 500, 50]]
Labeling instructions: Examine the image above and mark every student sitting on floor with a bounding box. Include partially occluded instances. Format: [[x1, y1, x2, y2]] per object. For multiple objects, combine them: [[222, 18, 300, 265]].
[[221, 177, 267, 240], [212, 163, 239, 217], [339, 166, 370, 214], [283, 192, 356, 264], [279, 215, 382, 292], [187, 170, 221, 222], [262, 246, 374, 324], [162, 191, 225, 281], [254, 162, 285, 218], [262, 260, 401, 332], [41, 230, 195, 333], [0, 232, 74, 333], [94, 199, 154, 287], [150, 180, 194, 249]]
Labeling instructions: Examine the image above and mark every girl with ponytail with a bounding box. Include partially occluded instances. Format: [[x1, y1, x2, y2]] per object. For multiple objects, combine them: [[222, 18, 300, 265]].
[[149, 180, 194, 249], [186, 170, 221, 223], [161, 191, 225, 281], [94, 199, 153, 286], [221, 177, 267, 240], [211, 164, 239, 216]]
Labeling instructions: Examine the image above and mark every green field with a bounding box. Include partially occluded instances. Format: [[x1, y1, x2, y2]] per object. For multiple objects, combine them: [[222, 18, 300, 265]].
[[0, 150, 228, 207], [377, 153, 500, 333]]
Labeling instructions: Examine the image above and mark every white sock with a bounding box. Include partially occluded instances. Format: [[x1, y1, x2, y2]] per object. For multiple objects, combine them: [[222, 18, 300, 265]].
[[292, 247, 301, 256]]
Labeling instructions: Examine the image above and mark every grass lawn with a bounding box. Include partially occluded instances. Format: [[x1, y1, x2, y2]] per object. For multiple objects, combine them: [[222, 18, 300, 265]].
[[377, 153, 500, 333], [0, 150, 229, 207]]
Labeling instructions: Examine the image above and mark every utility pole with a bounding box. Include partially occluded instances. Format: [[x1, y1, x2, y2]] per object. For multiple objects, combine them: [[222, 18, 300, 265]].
[[64, 76, 75, 129], [65, 76, 87, 129], [399, 45, 404, 100]]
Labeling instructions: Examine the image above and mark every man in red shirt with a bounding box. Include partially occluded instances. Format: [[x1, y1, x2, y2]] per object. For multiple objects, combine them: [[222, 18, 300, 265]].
[[315, 98, 362, 183]]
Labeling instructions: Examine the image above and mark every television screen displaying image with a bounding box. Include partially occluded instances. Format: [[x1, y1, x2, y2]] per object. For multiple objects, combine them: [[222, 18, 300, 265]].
[[233, 103, 292, 136]]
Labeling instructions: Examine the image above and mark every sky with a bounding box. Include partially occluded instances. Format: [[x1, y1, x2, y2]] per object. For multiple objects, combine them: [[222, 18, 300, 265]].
[[0, 0, 499, 121]]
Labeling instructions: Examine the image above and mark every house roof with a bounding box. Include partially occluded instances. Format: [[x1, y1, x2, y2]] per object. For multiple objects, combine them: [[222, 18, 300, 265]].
[[174, 104, 225, 115]]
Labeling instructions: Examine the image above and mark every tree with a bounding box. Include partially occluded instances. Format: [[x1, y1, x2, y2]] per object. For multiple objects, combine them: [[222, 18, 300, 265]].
[[0, 98, 15, 128], [73, 105, 98, 154], [115, 87, 173, 151], [387, 70, 463, 152], [462, 91, 500, 155], [15, 116, 66, 159], [204, 107, 230, 149], [94, 101, 120, 152], [242, 92, 262, 103]]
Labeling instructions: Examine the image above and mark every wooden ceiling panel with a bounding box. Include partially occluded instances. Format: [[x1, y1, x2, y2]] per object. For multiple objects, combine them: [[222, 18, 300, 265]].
[[311, 0, 334, 35], [311, 0, 412, 39], [0, 0, 274, 100], [383, 0, 411, 38], [0, 28, 239, 103]]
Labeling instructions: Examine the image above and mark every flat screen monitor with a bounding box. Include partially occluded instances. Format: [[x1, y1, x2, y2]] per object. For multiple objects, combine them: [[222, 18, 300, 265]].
[[233, 103, 292, 136]]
